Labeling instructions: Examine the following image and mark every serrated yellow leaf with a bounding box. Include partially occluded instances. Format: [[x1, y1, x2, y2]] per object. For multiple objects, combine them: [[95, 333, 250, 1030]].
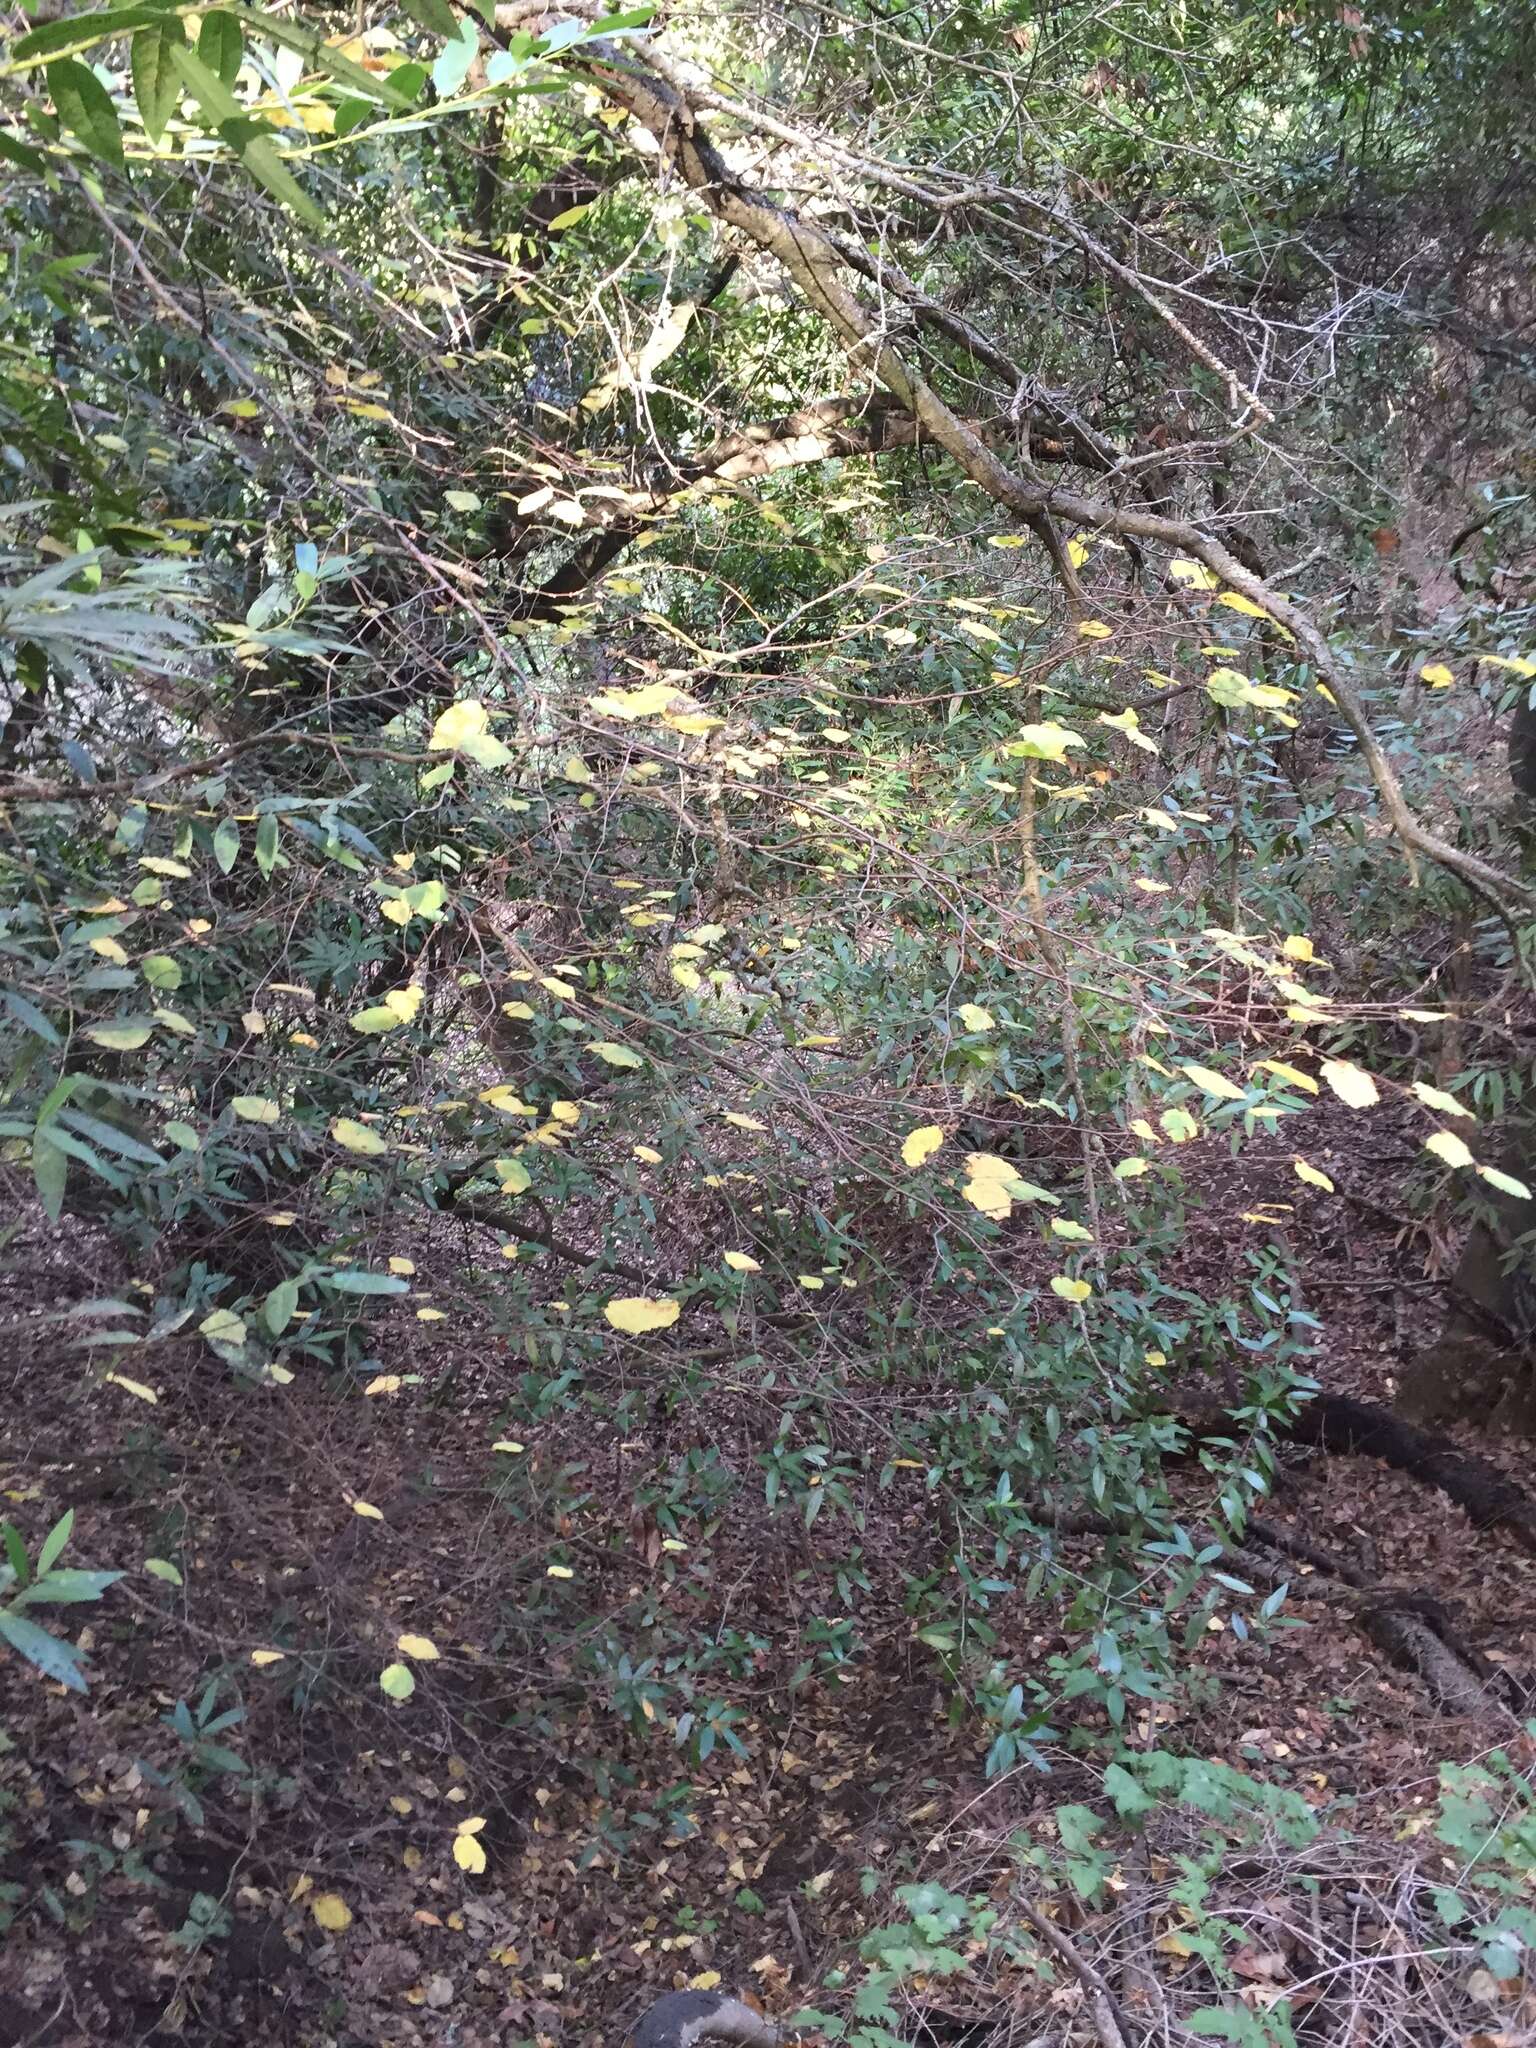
[[311, 1893, 352, 1932], [453, 1830, 488, 1873], [1180, 1063, 1247, 1102], [1049, 1276, 1093, 1302], [901, 1124, 945, 1169], [1320, 1058, 1378, 1109], [1257, 1059, 1319, 1095], [331, 1117, 388, 1155], [104, 1372, 159, 1403], [957, 1003, 994, 1032], [1293, 1157, 1334, 1192], [1424, 1129, 1474, 1170], [604, 1295, 681, 1334], [1170, 558, 1220, 590], [1411, 1081, 1474, 1120], [689, 1971, 723, 1993], [1420, 662, 1454, 687]]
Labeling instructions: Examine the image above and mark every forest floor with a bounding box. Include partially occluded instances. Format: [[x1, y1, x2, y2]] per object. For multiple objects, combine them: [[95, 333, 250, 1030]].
[[3, 1103, 1536, 2048]]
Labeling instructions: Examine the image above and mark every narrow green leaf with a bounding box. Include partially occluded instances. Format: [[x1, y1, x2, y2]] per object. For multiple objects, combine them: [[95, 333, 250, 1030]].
[[14, 6, 166, 64], [47, 58, 125, 169], [213, 816, 240, 873], [37, 1510, 73, 1576], [197, 9, 243, 89], [168, 46, 324, 228], [32, 1135, 68, 1221], [131, 17, 186, 142], [263, 1277, 300, 1335], [0, 1611, 89, 1692], [254, 809, 279, 874], [398, 0, 461, 34]]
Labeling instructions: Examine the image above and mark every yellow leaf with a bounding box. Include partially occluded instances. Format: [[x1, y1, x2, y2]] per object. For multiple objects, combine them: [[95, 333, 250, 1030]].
[[416, 1307, 446, 1322], [331, 1117, 389, 1155], [722, 1111, 767, 1131], [352, 1500, 384, 1520], [1282, 934, 1314, 962], [1170, 558, 1220, 590], [587, 681, 685, 720], [1180, 1063, 1246, 1102], [231, 1095, 281, 1123], [1050, 1219, 1094, 1241], [1133, 877, 1172, 893], [901, 1125, 945, 1169], [1411, 1081, 1474, 1120], [632, 1144, 663, 1164], [479, 1086, 536, 1116], [453, 1831, 488, 1874], [723, 1251, 761, 1272], [1419, 662, 1455, 688], [798, 1275, 825, 1290], [1113, 1157, 1149, 1179], [1077, 620, 1114, 639], [546, 1563, 574, 1579], [1008, 721, 1085, 763], [1424, 1129, 1474, 1170], [604, 1295, 681, 1334], [1159, 1107, 1199, 1143], [689, 1971, 723, 1993], [1049, 1276, 1093, 1302], [250, 1649, 285, 1667], [388, 1256, 416, 1275], [1479, 1164, 1532, 1201], [1256, 1059, 1318, 1095], [1320, 1058, 1379, 1109], [1293, 1157, 1334, 1192], [957, 1003, 995, 1032], [104, 1373, 158, 1403], [364, 1375, 402, 1397], [311, 1893, 352, 1932], [492, 1439, 525, 1453], [397, 1633, 441, 1661]]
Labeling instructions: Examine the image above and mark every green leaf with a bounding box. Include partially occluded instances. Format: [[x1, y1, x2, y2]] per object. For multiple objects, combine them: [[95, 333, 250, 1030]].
[[15, 6, 167, 64], [32, 1135, 67, 1221], [85, 1021, 153, 1051], [37, 1510, 73, 1577], [131, 17, 187, 141], [254, 810, 279, 875], [140, 953, 182, 991], [431, 18, 478, 96], [322, 1270, 410, 1295], [47, 58, 125, 169], [168, 45, 324, 228], [20, 1567, 123, 1606], [587, 1040, 644, 1069], [263, 1277, 299, 1335], [399, 0, 462, 33], [379, 1660, 416, 1700], [223, 6, 417, 109], [212, 816, 240, 873], [0, 1611, 89, 1691], [144, 1558, 184, 1585], [198, 9, 243, 88]]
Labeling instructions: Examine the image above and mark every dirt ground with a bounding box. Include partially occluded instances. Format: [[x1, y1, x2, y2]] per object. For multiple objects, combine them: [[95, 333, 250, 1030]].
[[3, 1099, 1534, 2048]]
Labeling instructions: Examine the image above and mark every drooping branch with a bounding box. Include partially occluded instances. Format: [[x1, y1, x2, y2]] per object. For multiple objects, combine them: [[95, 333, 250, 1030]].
[[544, 35, 1529, 910]]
